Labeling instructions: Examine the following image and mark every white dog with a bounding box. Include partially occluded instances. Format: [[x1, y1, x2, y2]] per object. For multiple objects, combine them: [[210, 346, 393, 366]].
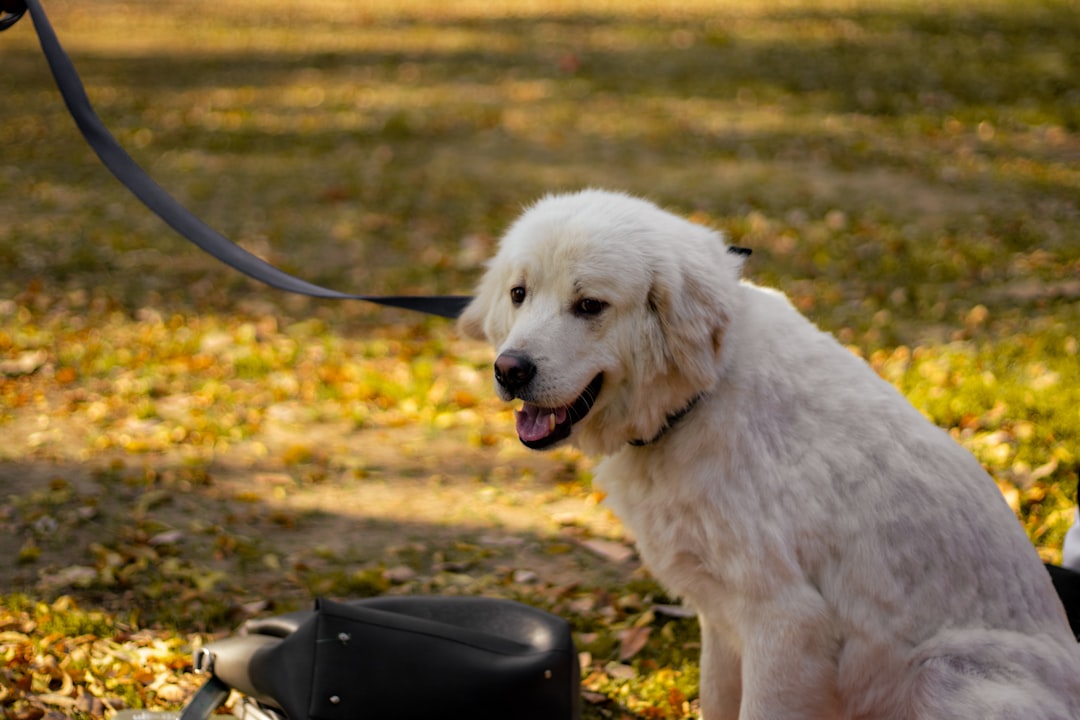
[[458, 189, 1080, 719]]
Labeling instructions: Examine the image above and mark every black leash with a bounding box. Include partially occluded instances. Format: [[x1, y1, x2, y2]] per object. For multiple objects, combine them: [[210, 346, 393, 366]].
[[2, 0, 471, 319]]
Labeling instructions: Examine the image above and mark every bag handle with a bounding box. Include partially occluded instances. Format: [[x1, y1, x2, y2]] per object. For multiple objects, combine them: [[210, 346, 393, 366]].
[[4, 0, 471, 319]]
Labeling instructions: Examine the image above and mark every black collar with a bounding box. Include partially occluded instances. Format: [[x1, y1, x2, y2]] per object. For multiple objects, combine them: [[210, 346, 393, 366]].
[[628, 393, 705, 447]]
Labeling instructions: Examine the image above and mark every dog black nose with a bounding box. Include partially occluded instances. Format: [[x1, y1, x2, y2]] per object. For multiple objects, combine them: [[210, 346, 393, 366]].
[[494, 352, 536, 393]]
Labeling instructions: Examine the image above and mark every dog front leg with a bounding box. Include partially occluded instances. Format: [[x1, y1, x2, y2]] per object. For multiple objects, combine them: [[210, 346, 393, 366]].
[[736, 598, 841, 720], [699, 618, 742, 720]]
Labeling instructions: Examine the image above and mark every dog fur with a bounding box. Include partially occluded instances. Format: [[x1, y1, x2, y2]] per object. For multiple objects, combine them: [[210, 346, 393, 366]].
[[458, 189, 1080, 719]]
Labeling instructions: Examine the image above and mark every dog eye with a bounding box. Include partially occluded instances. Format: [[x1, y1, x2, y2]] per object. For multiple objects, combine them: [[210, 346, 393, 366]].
[[574, 298, 607, 317], [510, 286, 526, 305]]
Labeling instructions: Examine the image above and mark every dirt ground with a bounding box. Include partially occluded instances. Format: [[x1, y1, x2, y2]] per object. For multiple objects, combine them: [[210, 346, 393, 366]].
[[0, 406, 647, 627]]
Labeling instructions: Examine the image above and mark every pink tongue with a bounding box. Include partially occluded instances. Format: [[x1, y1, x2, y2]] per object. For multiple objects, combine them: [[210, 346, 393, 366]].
[[516, 403, 570, 442]]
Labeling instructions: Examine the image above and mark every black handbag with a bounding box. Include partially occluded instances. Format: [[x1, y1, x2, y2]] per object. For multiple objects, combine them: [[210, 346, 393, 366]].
[[181, 596, 581, 720]]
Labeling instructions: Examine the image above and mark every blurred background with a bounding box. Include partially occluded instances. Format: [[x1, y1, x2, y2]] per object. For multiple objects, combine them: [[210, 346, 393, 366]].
[[1, 1, 1078, 718]]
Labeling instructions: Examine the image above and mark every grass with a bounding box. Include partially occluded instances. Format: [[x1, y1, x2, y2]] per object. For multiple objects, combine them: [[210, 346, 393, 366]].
[[1, 0, 1078, 718]]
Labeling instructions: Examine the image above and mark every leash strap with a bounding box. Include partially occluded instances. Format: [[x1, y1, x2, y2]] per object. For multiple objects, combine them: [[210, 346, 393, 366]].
[[4, 0, 471, 319]]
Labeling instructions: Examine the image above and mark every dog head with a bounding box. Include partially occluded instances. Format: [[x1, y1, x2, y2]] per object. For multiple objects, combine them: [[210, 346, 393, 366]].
[[458, 190, 747, 455]]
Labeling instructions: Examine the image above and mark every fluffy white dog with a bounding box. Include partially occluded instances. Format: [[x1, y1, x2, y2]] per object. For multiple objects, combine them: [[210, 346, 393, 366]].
[[458, 189, 1080, 719]]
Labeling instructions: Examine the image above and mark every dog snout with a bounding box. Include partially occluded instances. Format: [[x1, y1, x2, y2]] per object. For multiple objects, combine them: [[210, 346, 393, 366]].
[[494, 351, 536, 394]]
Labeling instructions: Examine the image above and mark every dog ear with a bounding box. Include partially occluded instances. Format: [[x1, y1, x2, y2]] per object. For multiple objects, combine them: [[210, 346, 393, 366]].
[[457, 259, 509, 342], [457, 295, 488, 341], [648, 250, 739, 392], [457, 287, 493, 341]]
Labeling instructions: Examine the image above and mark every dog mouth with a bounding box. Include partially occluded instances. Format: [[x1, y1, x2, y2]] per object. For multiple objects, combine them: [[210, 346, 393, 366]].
[[515, 373, 603, 450]]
